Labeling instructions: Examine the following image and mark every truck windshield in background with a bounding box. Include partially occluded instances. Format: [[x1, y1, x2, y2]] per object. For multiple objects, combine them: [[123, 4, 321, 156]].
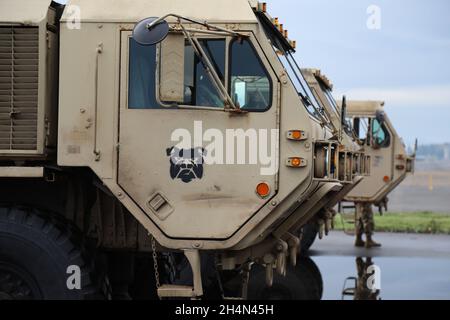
[[255, 13, 330, 124]]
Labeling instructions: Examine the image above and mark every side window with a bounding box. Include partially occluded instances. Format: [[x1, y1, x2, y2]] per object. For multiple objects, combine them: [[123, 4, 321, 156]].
[[183, 39, 225, 108], [371, 118, 390, 148], [353, 117, 370, 145], [230, 39, 271, 111], [128, 38, 158, 109]]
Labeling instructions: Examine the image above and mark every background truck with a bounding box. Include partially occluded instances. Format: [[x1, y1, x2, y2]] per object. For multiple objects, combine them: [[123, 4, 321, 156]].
[[298, 68, 416, 250], [0, 0, 364, 299]]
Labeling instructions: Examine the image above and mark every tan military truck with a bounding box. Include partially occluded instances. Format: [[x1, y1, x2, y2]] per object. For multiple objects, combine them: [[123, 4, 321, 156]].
[[299, 68, 415, 249], [342, 100, 416, 239], [297, 69, 371, 251], [0, 0, 364, 300]]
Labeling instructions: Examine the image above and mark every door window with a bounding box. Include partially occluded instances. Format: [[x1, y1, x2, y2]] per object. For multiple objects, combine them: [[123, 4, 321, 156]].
[[230, 39, 271, 111], [128, 39, 158, 109]]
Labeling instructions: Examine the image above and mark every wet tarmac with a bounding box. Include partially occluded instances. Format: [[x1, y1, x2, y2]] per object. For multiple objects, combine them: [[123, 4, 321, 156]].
[[246, 232, 450, 300], [309, 232, 450, 300]]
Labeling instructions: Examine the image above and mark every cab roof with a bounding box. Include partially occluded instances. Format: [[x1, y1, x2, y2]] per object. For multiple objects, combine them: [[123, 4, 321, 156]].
[[61, 0, 258, 24], [0, 0, 52, 25], [303, 68, 334, 90], [343, 100, 385, 116]]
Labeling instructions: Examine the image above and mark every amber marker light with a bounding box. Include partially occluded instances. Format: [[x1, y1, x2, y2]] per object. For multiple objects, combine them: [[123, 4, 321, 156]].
[[256, 182, 271, 198], [287, 157, 306, 168], [383, 176, 391, 183], [287, 130, 307, 141], [291, 158, 302, 167]]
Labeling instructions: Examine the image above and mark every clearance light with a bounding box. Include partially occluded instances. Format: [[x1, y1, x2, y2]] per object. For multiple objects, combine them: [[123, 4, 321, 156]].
[[284, 30, 289, 38], [256, 182, 271, 198], [257, 2, 267, 13], [286, 157, 307, 168], [290, 40, 297, 49], [383, 176, 390, 183], [273, 17, 279, 27], [396, 164, 406, 170], [287, 130, 307, 141], [279, 24, 284, 33]]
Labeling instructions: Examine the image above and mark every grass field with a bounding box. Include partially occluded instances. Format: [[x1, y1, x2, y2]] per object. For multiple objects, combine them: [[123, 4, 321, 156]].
[[333, 211, 450, 235]]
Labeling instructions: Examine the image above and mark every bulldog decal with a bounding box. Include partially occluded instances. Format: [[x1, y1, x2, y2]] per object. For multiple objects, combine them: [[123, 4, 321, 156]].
[[166, 147, 206, 183]]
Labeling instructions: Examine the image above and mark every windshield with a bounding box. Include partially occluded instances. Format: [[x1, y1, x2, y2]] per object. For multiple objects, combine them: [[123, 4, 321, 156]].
[[277, 51, 330, 123], [255, 12, 330, 125], [319, 82, 340, 118]]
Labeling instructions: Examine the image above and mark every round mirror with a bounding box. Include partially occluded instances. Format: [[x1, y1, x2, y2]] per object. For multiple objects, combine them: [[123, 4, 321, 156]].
[[132, 17, 169, 46]]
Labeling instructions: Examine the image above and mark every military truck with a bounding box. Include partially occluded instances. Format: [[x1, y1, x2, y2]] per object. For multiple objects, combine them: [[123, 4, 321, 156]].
[[342, 100, 416, 216], [0, 0, 366, 300], [297, 69, 371, 251], [299, 69, 416, 250]]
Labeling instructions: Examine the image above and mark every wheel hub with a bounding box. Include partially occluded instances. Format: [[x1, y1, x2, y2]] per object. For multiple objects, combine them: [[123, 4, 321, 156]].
[[0, 263, 41, 300]]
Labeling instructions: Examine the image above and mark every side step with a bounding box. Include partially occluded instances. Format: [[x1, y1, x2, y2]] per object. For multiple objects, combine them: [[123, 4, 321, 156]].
[[158, 285, 196, 298], [157, 250, 203, 299]]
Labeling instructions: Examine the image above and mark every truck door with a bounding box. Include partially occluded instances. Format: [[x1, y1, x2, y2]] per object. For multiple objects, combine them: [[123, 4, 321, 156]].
[[118, 31, 279, 240], [350, 116, 393, 200]]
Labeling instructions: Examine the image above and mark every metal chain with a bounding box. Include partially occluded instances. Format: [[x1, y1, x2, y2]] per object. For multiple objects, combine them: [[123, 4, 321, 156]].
[[151, 235, 161, 290]]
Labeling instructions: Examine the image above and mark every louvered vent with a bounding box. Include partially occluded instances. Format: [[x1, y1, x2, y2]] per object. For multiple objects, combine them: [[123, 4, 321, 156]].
[[0, 27, 39, 151]]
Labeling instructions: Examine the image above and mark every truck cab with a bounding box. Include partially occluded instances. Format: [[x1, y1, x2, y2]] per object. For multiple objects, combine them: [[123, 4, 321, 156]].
[[0, 0, 358, 299], [342, 100, 416, 208]]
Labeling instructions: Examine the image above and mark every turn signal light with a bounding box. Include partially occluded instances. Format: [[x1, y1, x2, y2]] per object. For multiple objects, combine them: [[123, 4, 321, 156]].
[[286, 157, 307, 168], [256, 182, 271, 198], [287, 130, 307, 141]]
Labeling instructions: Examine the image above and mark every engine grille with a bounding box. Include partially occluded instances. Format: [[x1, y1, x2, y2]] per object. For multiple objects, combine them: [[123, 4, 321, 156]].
[[0, 27, 39, 151]]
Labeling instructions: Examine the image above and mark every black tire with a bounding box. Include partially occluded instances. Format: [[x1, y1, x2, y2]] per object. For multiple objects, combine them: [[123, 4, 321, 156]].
[[300, 257, 323, 299], [247, 257, 323, 300], [0, 207, 109, 300], [300, 221, 319, 254]]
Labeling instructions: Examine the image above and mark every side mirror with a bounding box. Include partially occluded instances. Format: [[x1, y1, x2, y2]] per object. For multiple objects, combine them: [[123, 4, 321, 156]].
[[133, 17, 169, 46], [375, 110, 386, 124], [159, 34, 185, 103], [340, 95, 347, 127]]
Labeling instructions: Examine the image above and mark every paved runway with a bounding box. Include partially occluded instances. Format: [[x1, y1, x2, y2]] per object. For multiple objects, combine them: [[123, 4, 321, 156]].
[[308, 232, 450, 300], [309, 231, 450, 258]]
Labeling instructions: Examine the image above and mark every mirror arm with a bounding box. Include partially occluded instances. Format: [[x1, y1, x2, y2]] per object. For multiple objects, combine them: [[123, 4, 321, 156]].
[[148, 13, 248, 38], [181, 24, 239, 111]]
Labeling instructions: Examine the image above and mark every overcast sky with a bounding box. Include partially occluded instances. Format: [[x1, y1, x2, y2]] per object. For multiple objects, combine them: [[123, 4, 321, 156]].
[[55, 0, 450, 145], [265, 0, 450, 145]]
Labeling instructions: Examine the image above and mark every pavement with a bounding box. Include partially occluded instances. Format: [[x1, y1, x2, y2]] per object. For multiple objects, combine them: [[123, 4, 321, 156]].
[[309, 231, 450, 259], [308, 232, 450, 300]]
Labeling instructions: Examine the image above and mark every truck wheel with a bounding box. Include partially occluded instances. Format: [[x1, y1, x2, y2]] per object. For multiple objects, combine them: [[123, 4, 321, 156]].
[[300, 221, 319, 253], [247, 257, 323, 300], [0, 207, 109, 300]]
